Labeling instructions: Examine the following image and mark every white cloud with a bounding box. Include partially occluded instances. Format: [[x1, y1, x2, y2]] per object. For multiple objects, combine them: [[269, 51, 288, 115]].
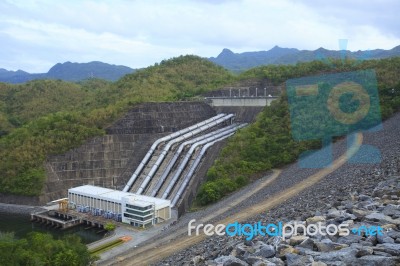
[[0, 0, 398, 72]]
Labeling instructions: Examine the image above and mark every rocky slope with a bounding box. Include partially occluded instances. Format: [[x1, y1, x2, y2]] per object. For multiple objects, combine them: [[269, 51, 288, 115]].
[[195, 177, 400, 266]]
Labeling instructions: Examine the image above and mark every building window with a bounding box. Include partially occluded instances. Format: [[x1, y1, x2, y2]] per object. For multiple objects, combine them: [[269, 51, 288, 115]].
[[126, 204, 152, 211], [125, 209, 152, 216], [123, 213, 153, 221]]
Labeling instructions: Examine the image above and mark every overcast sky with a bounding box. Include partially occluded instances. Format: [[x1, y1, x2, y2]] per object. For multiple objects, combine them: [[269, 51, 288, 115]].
[[1, 0, 399, 73]]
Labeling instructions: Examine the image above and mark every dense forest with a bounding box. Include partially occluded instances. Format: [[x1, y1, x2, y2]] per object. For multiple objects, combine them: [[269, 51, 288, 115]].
[[0, 232, 94, 265], [0, 55, 234, 196], [196, 57, 400, 205]]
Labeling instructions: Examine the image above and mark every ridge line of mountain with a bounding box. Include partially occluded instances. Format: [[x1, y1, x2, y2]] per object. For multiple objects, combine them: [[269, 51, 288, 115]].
[[1, 44, 399, 83], [209, 44, 400, 72]]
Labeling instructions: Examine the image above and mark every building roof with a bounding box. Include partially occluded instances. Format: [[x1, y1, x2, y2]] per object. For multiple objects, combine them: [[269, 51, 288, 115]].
[[68, 185, 170, 209], [122, 194, 170, 209], [69, 185, 114, 196]]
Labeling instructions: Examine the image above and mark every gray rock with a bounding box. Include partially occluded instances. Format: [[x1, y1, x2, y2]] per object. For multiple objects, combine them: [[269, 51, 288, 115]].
[[372, 178, 400, 198], [306, 216, 326, 225], [205, 260, 217, 266], [233, 243, 254, 259], [254, 245, 275, 258], [298, 237, 315, 249], [327, 209, 342, 219], [337, 234, 363, 245], [314, 247, 358, 264], [344, 202, 354, 210], [318, 261, 346, 266], [244, 240, 253, 246], [245, 256, 274, 265], [382, 205, 400, 217], [315, 240, 348, 252], [365, 203, 380, 211], [350, 243, 373, 257], [267, 236, 284, 247], [252, 241, 270, 250], [382, 236, 395, 244], [307, 232, 326, 242], [359, 240, 374, 246], [376, 231, 393, 244], [365, 212, 400, 225], [252, 260, 276, 266], [193, 255, 205, 265], [373, 243, 400, 256], [289, 236, 308, 246], [387, 229, 400, 239], [343, 213, 357, 220], [358, 194, 372, 201], [276, 244, 298, 258], [352, 209, 369, 219], [296, 246, 321, 256], [365, 235, 378, 245], [356, 255, 400, 266], [372, 251, 393, 257], [263, 257, 285, 266], [214, 255, 249, 266], [311, 262, 327, 266], [285, 253, 314, 266]]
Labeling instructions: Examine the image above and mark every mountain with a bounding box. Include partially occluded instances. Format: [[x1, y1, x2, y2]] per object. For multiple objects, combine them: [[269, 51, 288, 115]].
[[0, 69, 45, 83], [209, 46, 298, 72], [0, 61, 135, 84], [209, 45, 400, 72], [47, 61, 134, 81]]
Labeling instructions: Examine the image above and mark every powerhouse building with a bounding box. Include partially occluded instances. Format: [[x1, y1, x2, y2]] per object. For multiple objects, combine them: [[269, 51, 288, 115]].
[[68, 185, 171, 227]]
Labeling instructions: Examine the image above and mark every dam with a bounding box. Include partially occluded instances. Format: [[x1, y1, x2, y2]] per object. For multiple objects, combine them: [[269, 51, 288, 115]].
[[36, 86, 279, 217]]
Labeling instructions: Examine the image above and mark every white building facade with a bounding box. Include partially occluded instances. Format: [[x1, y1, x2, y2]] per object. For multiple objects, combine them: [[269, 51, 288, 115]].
[[68, 185, 171, 228]]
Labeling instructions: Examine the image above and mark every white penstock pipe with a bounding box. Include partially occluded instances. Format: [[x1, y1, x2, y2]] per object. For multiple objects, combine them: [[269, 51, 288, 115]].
[[150, 123, 238, 197], [122, 113, 226, 192], [161, 123, 247, 199], [135, 114, 235, 194], [171, 133, 236, 207]]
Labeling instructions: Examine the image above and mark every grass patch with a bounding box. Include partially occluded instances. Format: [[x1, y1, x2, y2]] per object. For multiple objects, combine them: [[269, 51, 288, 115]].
[[89, 238, 124, 256]]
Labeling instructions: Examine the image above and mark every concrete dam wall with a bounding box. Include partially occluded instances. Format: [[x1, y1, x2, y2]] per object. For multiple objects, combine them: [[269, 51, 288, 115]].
[[40, 102, 216, 204]]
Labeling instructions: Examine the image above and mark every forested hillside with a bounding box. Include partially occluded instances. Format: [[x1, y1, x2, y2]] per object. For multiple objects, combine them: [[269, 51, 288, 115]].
[[0, 55, 234, 196], [196, 57, 400, 205]]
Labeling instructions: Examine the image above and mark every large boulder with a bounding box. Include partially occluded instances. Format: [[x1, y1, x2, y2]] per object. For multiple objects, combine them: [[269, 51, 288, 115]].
[[214, 255, 248, 266]]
